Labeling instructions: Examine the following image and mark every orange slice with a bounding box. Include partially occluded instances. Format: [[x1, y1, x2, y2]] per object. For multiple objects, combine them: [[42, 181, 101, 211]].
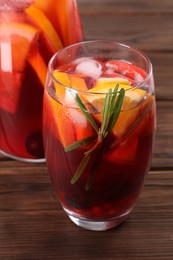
[[52, 71, 87, 106], [95, 77, 130, 89], [47, 71, 94, 148], [33, 0, 62, 41], [68, 0, 84, 44], [45, 91, 76, 148], [33, 0, 83, 46], [33, 0, 55, 12], [25, 5, 63, 52], [27, 45, 47, 87], [49, 0, 83, 45]]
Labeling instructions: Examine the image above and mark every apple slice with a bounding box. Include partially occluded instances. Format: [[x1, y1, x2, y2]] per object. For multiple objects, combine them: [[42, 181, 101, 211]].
[[0, 22, 38, 71], [0, 22, 39, 113]]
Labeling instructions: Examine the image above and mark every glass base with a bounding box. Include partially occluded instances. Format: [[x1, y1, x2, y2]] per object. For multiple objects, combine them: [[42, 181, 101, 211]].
[[0, 149, 46, 163], [64, 208, 131, 231]]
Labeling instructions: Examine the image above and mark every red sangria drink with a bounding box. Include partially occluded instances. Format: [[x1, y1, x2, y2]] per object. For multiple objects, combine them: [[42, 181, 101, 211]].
[[43, 41, 156, 230], [0, 0, 83, 161]]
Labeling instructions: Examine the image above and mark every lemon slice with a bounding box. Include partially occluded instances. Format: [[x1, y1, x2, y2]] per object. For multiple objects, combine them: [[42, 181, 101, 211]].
[[82, 77, 148, 137], [86, 77, 147, 111], [84, 78, 130, 113]]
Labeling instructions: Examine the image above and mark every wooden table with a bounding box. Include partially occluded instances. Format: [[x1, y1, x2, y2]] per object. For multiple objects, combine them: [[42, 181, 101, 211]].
[[0, 0, 173, 259]]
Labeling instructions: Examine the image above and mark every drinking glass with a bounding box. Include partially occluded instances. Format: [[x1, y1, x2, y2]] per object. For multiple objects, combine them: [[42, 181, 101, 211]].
[[43, 40, 156, 231], [0, 0, 83, 162]]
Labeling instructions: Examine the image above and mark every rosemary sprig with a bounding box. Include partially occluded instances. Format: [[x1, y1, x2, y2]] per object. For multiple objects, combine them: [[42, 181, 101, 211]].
[[65, 85, 125, 190]]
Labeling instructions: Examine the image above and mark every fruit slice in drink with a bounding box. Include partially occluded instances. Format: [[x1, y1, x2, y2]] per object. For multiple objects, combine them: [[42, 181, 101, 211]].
[[49, 66, 154, 151], [46, 71, 95, 148], [85, 78, 152, 139], [105, 60, 147, 83], [0, 22, 39, 71], [46, 71, 151, 176], [0, 22, 39, 113], [81, 78, 154, 166]]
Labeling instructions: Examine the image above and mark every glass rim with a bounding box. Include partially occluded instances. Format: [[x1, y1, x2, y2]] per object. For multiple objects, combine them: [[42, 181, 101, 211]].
[[48, 40, 153, 95]]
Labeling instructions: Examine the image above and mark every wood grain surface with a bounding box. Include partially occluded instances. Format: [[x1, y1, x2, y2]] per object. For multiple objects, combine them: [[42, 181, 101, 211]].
[[0, 0, 173, 259]]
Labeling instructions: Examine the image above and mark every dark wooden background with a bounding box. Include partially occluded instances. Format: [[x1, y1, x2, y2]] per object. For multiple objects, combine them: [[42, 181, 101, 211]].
[[0, 0, 173, 259]]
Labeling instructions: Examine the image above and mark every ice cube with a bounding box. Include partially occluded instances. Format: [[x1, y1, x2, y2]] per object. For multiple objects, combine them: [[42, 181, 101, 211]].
[[133, 71, 144, 83], [71, 110, 88, 128], [0, 42, 12, 72], [106, 61, 119, 72], [75, 58, 102, 79]]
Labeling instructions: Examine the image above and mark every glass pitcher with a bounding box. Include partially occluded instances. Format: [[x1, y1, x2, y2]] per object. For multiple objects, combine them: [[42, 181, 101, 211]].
[[0, 0, 83, 162]]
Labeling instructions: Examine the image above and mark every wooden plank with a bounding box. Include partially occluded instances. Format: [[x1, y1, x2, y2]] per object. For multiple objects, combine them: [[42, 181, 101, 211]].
[[0, 170, 172, 259], [148, 53, 173, 101], [78, 0, 173, 14], [152, 101, 173, 168], [80, 14, 173, 51]]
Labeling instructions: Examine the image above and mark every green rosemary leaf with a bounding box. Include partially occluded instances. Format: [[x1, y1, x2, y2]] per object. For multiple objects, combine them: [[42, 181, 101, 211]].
[[85, 170, 96, 191], [109, 85, 119, 114], [71, 153, 92, 184], [101, 88, 112, 134], [70, 89, 99, 133], [65, 135, 97, 152], [107, 88, 125, 133], [66, 86, 125, 190], [85, 146, 104, 190]]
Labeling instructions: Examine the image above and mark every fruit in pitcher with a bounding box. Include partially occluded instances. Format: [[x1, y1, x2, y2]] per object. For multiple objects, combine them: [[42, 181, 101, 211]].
[[34, 0, 83, 45], [0, 22, 39, 113], [0, 22, 38, 71], [25, 5, 63, 59]]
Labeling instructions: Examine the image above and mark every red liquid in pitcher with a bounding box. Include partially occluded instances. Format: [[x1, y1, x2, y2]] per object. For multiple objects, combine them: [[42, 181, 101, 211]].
[[0, 0, 83, 160]]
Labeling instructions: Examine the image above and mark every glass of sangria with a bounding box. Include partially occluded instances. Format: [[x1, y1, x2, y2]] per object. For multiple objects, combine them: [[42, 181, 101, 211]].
[[43, 40, 156, 231], [0, 0, 83, 161]]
